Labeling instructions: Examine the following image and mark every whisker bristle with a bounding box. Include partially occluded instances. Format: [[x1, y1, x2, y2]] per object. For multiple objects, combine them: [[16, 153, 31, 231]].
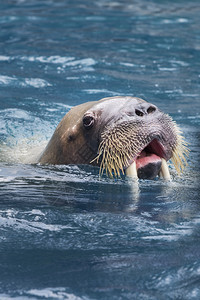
[[90, 119, 189, 178]]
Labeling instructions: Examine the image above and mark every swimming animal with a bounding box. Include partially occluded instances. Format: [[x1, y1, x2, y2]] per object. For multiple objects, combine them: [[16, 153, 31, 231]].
[[39, 96, 189, 180]]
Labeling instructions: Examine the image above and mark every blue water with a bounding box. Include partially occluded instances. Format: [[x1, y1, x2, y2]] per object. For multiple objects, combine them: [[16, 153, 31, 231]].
[[0, 0, 200, 299]]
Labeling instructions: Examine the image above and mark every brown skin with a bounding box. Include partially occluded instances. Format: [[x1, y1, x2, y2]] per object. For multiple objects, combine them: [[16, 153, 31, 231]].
[[39, 100, 98, 165]]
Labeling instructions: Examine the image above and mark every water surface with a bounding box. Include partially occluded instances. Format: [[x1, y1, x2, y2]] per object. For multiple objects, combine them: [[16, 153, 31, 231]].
[[0, 0, 200, 299]]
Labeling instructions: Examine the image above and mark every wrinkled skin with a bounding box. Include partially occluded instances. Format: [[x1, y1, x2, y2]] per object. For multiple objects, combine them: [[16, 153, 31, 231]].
[[39, 96, 182, 179]]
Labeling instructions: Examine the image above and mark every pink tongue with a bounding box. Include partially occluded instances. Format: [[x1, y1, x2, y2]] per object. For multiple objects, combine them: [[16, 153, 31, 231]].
[[136, 151, 161, 170]]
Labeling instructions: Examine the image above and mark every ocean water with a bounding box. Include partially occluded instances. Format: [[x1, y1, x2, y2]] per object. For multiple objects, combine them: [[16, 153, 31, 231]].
[[0, 0, 200, 299]]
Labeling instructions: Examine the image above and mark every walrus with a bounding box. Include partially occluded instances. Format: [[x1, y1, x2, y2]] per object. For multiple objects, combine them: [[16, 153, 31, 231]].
[[39, 96, 189, 180]]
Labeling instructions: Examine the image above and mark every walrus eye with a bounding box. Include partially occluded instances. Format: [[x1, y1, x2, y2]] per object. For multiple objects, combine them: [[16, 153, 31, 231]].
[[83, 115, 94, 129]]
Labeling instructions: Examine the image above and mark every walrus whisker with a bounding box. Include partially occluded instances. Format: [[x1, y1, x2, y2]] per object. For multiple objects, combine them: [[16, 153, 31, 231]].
[[91, 118, 189, 179], [170, 123, 189, 174]]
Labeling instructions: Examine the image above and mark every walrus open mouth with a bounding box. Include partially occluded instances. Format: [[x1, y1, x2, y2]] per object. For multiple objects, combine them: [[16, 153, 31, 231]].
[[126, 139, 170, 180], [93, 118, 189, 180]]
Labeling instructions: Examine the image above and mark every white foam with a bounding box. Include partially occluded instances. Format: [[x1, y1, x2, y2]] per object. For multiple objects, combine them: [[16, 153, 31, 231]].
[[170, 60, 189, 67], [19, 55, 96, 69], [84, 89, 121, 95], [65, 58, 96, 67], [0, 75, 17, 85], [0, 138, 48, 164], [0, 288, 88, 300], [177, 18, 188, 23], [2, 108, 31, 120], [21, 55, 75, 64], [0, 295, 34, 300], [158, 67, 177, 71], [0, 55, 10, 61], [24, 78, 51, 88], [0, 176, 15, 183], [56, 102, 73, 109], [66, 76, 80, 80], [0, 55, 97, 74], [161, 18, 188, 24], [27, 288, 86, 299], [141, 221, 193, 242], [0, 211, 73, 233], [0, 75, 51, 88], [120, 62, 136, 67]]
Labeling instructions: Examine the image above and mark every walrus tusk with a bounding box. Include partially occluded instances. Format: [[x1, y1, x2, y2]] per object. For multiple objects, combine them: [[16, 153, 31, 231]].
[[126, 158, 171, 180], [125, 161, 138, 179], [159, 158, 171, 181]]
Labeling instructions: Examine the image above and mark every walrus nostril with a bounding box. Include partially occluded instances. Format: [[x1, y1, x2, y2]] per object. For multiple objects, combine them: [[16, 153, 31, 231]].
[[135, 104, 157, 116], [135, 109, 144, 117], [147, 106, 156, 114]]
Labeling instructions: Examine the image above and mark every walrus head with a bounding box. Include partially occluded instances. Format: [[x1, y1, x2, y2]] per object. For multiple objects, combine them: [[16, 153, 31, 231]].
[[39, 96, 189, 180]]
